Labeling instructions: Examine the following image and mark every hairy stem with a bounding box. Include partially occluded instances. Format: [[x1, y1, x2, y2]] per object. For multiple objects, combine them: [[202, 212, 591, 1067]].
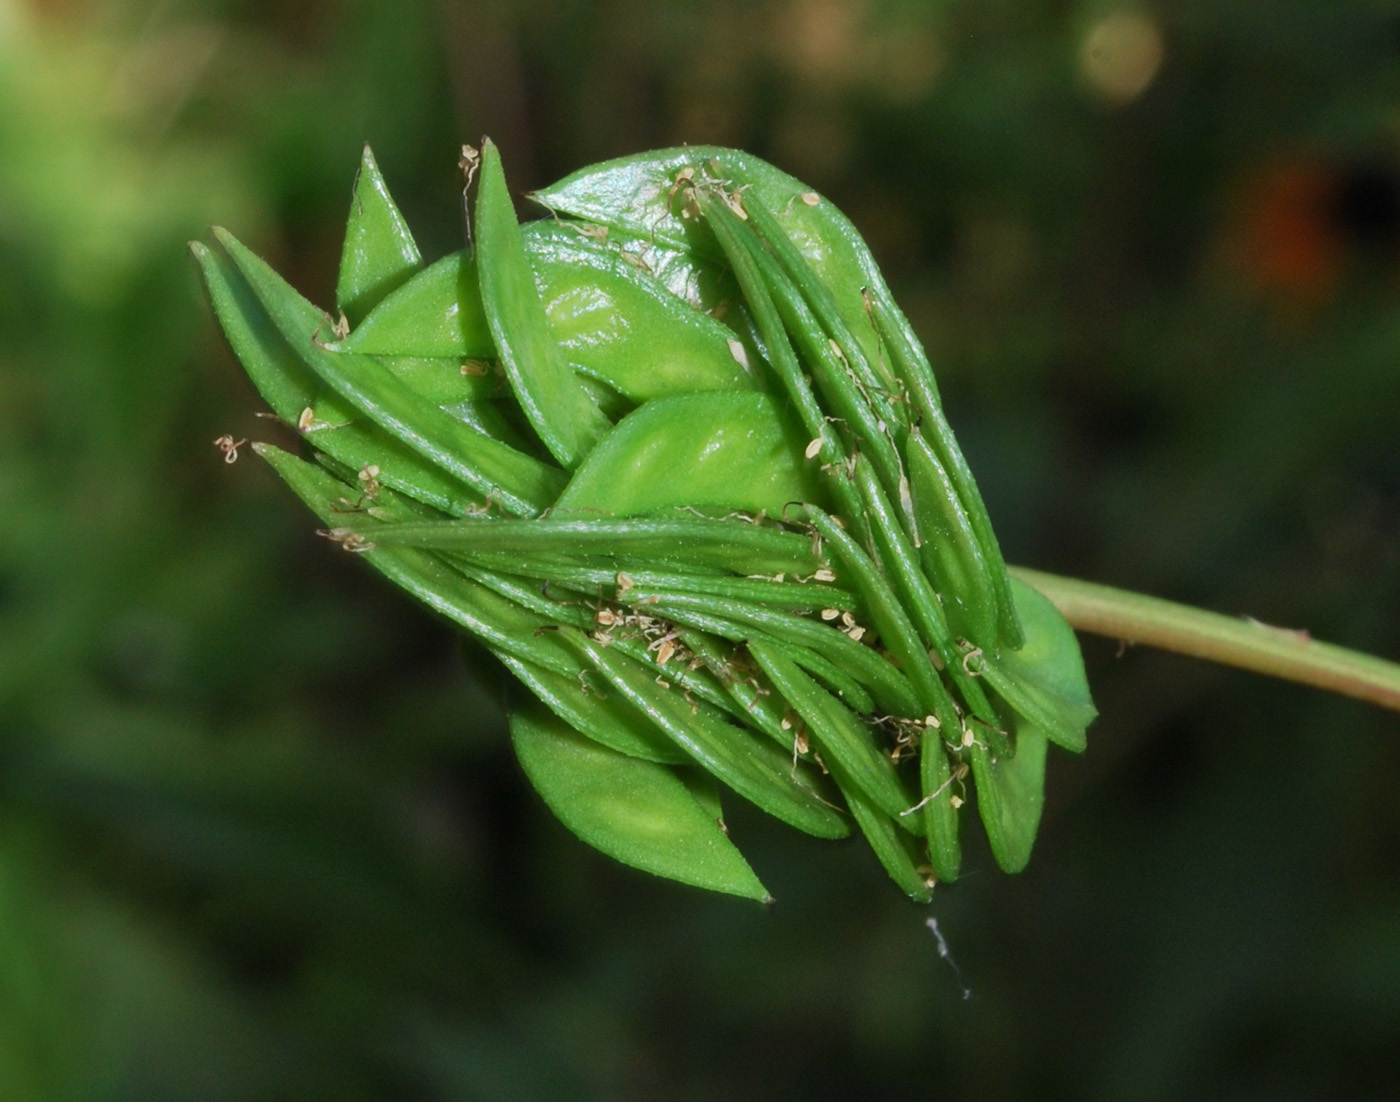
[[1012, 566, 1400, 714]]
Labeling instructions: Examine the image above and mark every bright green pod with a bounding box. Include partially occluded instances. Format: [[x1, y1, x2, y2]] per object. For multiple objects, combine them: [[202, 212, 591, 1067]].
[[491, 564, 859, 615], [192, 239, 316, 424], [498, 654, 686, 764], [510, 706, 772, 902], [679, 631, 801, 754], [975, 577, 1097, 753], [833, 765, 934, 903], [341, 250, 495, 358], [360, 515, 822, 579], [277, 440, 729, 747], [532, 147, 899, 379], [718, 178, 909, 431], [844, 458, 1001, 730], [919, 738, 963, 883], [805, 507, 960, 727], [336, 143, 424, 326], [906, 427, 1000, 647], [554, 391, 823, 519], [708, 201, 909, 506], [434, 559, 742, 726], [523, 221, 755, 400], [568, 632, 851, 841], [873, 308, 1025, 651], [747, 640, 918, 830], [475, 139, 611, 470], [213, 227, 565, 517], [695, 186, 869, 534], [194, 240, 494, 516], [968, 723, 1049, 875], [630, 590, 921, 719], [623, 598, 877, 715], [254, 445, 590, 680]]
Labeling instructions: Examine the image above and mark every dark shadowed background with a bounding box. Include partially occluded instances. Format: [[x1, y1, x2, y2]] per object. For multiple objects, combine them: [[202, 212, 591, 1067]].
[[2, 1, 1398, 1098]]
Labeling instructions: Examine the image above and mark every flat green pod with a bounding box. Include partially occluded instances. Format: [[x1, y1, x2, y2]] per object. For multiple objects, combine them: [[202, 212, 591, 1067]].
[[511, 707, 772, 902], [969, 723, 1049, 875], [377, 355, 503, 404], [194, 240, 491, 516], [532, 146, 901, 380], [497, 654, 687, 765], [833, 765, 934, 903], [255, 445, 584, 681], [920, 738, 963, 883], [630, 590, 921, 719], [569, 632, 850, 841], [363, 514, 822, 579], [806, 509, 959, 727], [696, 187, 872, 534], [213, 227, 565, 517], [193, 238, 318, 424], [747, 640, 918, 830], [625, 598, 877, 715], [475, 140, 611, 470], [336, 144, 424, 325], [340, 250, 495, 358], [906, 427, 999, 647], [523, 221, 755, 400], [978, 577, 1097, 754], [554, 392, 822, 519]]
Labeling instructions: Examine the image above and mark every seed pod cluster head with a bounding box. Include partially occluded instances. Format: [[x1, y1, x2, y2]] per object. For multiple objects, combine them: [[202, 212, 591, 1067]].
[[195, 140, 1095, 902]]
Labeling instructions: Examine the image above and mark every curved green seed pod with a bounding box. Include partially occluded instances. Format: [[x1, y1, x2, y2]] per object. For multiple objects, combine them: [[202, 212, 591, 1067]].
[[195, 240, 493, 516], [977, 578, 1097, 753], [337, 143, 424, 325], [804, 507, 958, 725], [523, 221, 755, 400], [498, 655, 686, 764], [624, 598, 878, 715], [340, 250, 494, 358], [214, 227, 563, 516], [747, 640, 918, 828], [920, 737, 963, 883], [511, 707, 772, 902], [532, 146, 903, 379], [906, 427, 1000, 647], [475, 139, 611, 469], [968, 724, 1048, 875], [361, 514, 822, 578], [568, 632, 850, 841], [630, 590, 920, 719], [694, 185, 869, 535], [555, 392, 823, 519], [837, 773, 934, 903]]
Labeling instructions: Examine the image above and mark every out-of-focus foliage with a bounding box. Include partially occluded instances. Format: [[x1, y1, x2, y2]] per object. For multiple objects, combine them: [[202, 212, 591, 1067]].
[[1, 0, 1397, 1098]]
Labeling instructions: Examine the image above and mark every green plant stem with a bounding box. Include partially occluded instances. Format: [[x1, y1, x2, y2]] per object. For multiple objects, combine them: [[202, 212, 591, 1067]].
[[1011, 566, 1400, 715]]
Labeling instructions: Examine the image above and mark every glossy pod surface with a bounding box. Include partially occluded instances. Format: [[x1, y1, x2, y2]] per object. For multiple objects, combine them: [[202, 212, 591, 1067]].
[[197, 141, 1094, 902]]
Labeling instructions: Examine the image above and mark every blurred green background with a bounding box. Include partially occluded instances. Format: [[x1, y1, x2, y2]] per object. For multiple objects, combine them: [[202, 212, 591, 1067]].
[[2, 0, 1398, 1097]]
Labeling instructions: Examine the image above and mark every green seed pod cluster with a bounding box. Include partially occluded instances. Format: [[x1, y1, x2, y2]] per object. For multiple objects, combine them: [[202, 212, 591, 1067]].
[[194, 141, 1096, 903]]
